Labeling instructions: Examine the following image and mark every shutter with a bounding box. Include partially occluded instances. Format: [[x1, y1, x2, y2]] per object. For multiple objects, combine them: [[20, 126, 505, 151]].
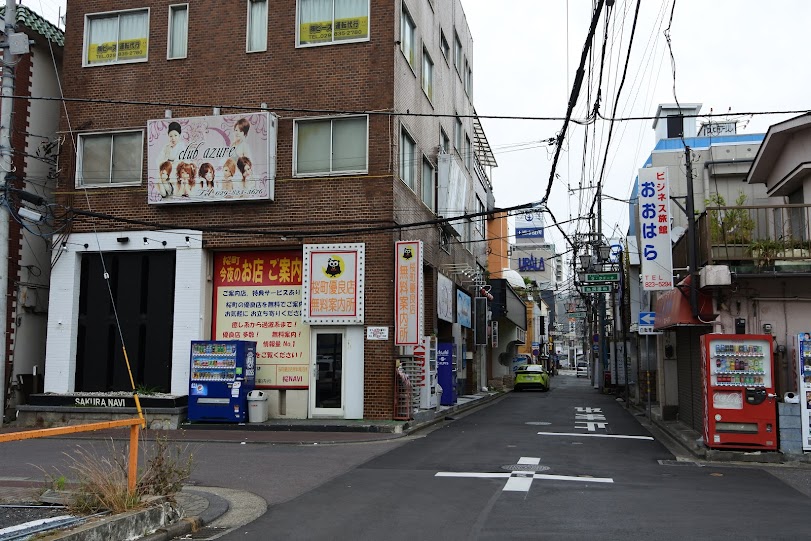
[[676, 327, 710, 432]]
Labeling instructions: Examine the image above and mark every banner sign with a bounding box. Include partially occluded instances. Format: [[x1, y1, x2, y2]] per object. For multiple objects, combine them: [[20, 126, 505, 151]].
[[147, 112, 277, 204], [394, 241, 424, 345], [515, 208, 545, 239], [437, 273, 454, 323], [518, 255, 545, 272], [302, 244, 365, 324], [212, 251, 309, 389], [638, 167, 674, 290], [457, 289, 472, 328], [300, 16, 369, 43]]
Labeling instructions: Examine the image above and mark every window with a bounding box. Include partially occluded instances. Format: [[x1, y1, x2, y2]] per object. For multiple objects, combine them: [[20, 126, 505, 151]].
[[440, 128, 450, 153], [422, 49, 433, 100], [401, 6, 416, 67], [475, 197, 484, 237], [454, 117, 462, 151], [247, 0, 268, 52], [167, 4, 188, 59], [295, 115, 368, 176], [84, 9, 149, 66], [298, 0, 370, 46], [422, 157, 435, 210], [454, 32, 462, 74], [465, 134, 472, 170], [77, 131, 143, 186], [466, 66, 473, 97], [400, 128, 416, 190], [440, 30, 449, 62]]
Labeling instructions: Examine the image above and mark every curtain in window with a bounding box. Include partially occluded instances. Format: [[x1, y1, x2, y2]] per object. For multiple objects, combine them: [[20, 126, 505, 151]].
[[169, 6, 188, 58], [300, 0, 332, 44], [118, 11, 148, 61], [111, 133, 142, 184], [248, 0, 268, 52], [86, 16, 118, 64], [335, 0, 368, 41], [297, 120, 331, 174], [80, 135, 113, 184], [332, 117, 366, 172], [401, 132, 415, 189]]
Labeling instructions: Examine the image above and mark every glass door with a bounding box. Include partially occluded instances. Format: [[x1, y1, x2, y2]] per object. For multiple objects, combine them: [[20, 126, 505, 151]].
[[310, 329, 345, 417]]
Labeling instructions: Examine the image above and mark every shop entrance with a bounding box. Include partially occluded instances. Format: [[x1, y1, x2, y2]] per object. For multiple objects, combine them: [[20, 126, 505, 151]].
[[310, 329, 345, 417]]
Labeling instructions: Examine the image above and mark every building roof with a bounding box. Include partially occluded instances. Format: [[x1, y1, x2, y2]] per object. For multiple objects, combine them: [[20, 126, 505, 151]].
[[0, 5, 64, 47], [651, 103, 702, 129], [746, 113, 811, 186]]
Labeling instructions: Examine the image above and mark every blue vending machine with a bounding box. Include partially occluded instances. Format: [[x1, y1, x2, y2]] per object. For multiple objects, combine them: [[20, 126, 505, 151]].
[[188, 340, 256, 423], [437, 341, 457, 406]]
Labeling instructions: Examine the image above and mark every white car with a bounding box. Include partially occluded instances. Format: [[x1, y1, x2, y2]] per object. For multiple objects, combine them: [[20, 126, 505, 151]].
[[576, 362, 589, 378]]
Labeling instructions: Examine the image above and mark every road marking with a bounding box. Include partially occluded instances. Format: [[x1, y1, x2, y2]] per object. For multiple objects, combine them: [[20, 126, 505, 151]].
[[436, 456, 613, 493], [538, 431, 654, 440]]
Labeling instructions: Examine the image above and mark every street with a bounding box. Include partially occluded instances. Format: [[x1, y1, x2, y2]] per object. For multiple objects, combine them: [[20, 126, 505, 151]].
[[2, 374, 811, 540]]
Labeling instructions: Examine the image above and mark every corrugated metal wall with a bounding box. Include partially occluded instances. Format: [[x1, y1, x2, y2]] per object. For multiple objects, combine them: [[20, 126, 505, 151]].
[[676, 327, 710, 431]]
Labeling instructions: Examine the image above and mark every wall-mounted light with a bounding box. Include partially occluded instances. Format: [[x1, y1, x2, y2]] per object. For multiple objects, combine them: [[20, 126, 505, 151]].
[[116, 236, 129, 244], [164, 109, 172, 118], [213, 107, 221, 115], [143, 237, 167, 247]]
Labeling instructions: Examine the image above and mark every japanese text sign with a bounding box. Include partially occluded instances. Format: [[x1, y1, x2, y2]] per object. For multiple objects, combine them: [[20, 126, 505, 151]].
[[638, 167, 674, 290], [212, 251, 309, 389], [302, 244, 365, 324], [394, 241, 424, 345]]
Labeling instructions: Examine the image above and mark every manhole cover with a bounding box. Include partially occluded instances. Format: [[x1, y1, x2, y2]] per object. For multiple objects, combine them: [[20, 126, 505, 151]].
[[501, 464, 551, 472], [525, 421, 552, 426]]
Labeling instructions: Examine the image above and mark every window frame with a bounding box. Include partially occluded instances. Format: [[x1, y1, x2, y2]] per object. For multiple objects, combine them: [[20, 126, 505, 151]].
[[167, 3, 188, 60], [453, 31, 462, 76], [400, 4, 416, 69], [82, 7, 150, 68], [454, 116, 462, 152], [440, 30, 450, 64], [464, 134, 472, 171], [296, 0, 371, 48], [421, 155, 435, 211], [76, 129, 144, 188], [440, 127, 450, 154], [475, 196, 485, 238], [246, 0, 268, 53], [293, 114, 369, 177], [400, 126, 417, 192], [466, 65, 473, 98], [422, 47, 434, 102]]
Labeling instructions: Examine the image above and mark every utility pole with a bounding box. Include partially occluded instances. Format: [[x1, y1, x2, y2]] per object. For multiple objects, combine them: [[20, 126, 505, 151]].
[[684, 145, 699, 317], [0, 0, 16, 427]]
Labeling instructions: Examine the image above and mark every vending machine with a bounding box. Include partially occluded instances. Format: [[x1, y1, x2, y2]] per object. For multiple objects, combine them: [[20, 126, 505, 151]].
[[437, 341, 458, 406], [798, 333, 811, 451], [701, 334, 777, 450], [188, 340, 256, 423], [419, 336, 439, 409]]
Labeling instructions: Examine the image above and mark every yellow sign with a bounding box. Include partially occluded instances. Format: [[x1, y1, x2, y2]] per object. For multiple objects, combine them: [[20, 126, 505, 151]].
[[87, 38, 148, 64], [300, 16, 368, 44]]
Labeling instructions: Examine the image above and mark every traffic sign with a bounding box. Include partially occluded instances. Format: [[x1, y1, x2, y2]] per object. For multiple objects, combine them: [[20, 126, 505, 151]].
[[582, 285, 612, 293], [583, 272, 619, 283], [639, 312, 655, 326], [639, 326, 663, 335], [568, 312, 586, 318]]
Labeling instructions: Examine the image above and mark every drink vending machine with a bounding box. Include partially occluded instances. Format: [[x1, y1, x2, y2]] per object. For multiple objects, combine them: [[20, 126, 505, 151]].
[[437, 341, 458, 406], [188, 340, 256, 423], [701, 334, 777, 450], [798, 333, 811, 451]]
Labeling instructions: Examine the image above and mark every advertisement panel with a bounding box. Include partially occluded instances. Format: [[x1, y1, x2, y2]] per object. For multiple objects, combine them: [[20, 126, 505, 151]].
[[457, 289, 472, 328], [515, 208, 545, 239], [394, 241, 424, 345], [437, 273, 454, 323], [302, 244, 365, 324], [147, 112, 276, 204], [212, 251, 309, 389], [638, 167, 674, 290]]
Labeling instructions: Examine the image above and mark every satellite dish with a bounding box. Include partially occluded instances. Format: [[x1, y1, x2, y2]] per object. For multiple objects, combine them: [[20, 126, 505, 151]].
[[671, 226, 686, 243]]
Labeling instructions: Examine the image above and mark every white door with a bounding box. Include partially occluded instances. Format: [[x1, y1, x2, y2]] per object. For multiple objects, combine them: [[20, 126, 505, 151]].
[[310, 328, 346, 417]]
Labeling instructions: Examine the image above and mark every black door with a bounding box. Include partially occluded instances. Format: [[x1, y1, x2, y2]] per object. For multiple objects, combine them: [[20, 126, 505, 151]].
[[75, 251, 176, 392]]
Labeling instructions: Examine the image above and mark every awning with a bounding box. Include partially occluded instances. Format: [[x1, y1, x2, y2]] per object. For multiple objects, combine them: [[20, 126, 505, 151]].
[[653, 275, 716, 329]]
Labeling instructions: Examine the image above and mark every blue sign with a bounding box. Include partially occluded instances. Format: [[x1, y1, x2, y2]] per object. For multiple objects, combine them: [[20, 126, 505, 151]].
[[639, 312, 656, 326], [515, 227, 544, 238], [456, 289, 472, 328], [518, 255, 545, 271]]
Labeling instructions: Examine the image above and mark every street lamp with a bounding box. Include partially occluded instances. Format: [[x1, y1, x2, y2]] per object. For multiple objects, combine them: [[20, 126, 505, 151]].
[[579, 254, 592, 270], [598, 244, 612, 263]]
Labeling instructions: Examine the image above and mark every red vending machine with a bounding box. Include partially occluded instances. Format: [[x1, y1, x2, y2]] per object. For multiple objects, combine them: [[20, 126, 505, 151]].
[[701, 334, 777, 450]]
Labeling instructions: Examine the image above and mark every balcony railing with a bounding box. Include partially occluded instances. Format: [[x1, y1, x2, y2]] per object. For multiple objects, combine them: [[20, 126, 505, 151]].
[[673, 204, 811, 272]]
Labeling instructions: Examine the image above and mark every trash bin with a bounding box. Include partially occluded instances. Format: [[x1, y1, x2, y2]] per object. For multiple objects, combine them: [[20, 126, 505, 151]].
[[247, 390, 268, 423]]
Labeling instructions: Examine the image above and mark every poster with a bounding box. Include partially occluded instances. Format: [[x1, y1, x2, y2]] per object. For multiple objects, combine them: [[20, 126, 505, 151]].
[[212, 251, 309, 389], [395, 241, 424, 345], [147, 112, 277, 204], [302, 244, 365, 324]]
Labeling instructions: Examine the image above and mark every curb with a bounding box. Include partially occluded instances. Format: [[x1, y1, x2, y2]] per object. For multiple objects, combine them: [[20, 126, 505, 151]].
[[139, 516, 202, 541]]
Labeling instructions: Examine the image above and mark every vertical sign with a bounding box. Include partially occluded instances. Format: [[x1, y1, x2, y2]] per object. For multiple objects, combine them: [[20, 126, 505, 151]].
[[457, 289, 472, 328], [213, 251, 309, 389], [302, 244, 365, 324], [638, 167, 674, 290], [474, 297, 488, 345], [437, 273, 454, 323], [395, 241, 424, 345]]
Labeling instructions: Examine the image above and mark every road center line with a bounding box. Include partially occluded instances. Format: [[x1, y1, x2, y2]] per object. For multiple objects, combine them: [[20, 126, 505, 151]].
[[537, 431, 654, 440]]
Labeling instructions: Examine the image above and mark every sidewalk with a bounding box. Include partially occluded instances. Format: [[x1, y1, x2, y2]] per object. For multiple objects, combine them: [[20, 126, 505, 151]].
[[0, 390, 505, 540]]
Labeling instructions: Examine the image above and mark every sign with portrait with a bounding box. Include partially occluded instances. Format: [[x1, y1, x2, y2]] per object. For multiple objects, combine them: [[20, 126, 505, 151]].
[[302, 244, 365, 324], [147, 112, 277, 204], [212, 250, 309, 389], [394, 241, 424, 345]]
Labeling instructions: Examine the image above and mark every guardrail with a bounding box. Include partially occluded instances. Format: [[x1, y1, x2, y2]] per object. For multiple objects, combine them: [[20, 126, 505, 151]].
[[0, 417, 145, 494]]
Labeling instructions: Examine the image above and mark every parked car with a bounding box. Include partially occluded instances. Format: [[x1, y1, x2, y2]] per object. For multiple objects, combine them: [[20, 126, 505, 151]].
[[513, 364, 550, 392], [576, 362, 589, 378]]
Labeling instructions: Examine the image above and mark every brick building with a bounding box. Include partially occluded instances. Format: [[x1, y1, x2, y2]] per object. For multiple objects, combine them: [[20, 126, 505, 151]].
[[40, 0, 495, 422]]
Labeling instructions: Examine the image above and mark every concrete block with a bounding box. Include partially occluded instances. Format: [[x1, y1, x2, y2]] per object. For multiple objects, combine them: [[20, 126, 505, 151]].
[[779, 415, 802, 429], [780, 439, 805, 454], [779, 402, 801, 416], [779, 428, 802, 443]]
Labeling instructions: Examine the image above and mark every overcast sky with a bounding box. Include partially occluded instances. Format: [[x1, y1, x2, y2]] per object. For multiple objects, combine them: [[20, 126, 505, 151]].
[[19, 0, 811, 259]]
